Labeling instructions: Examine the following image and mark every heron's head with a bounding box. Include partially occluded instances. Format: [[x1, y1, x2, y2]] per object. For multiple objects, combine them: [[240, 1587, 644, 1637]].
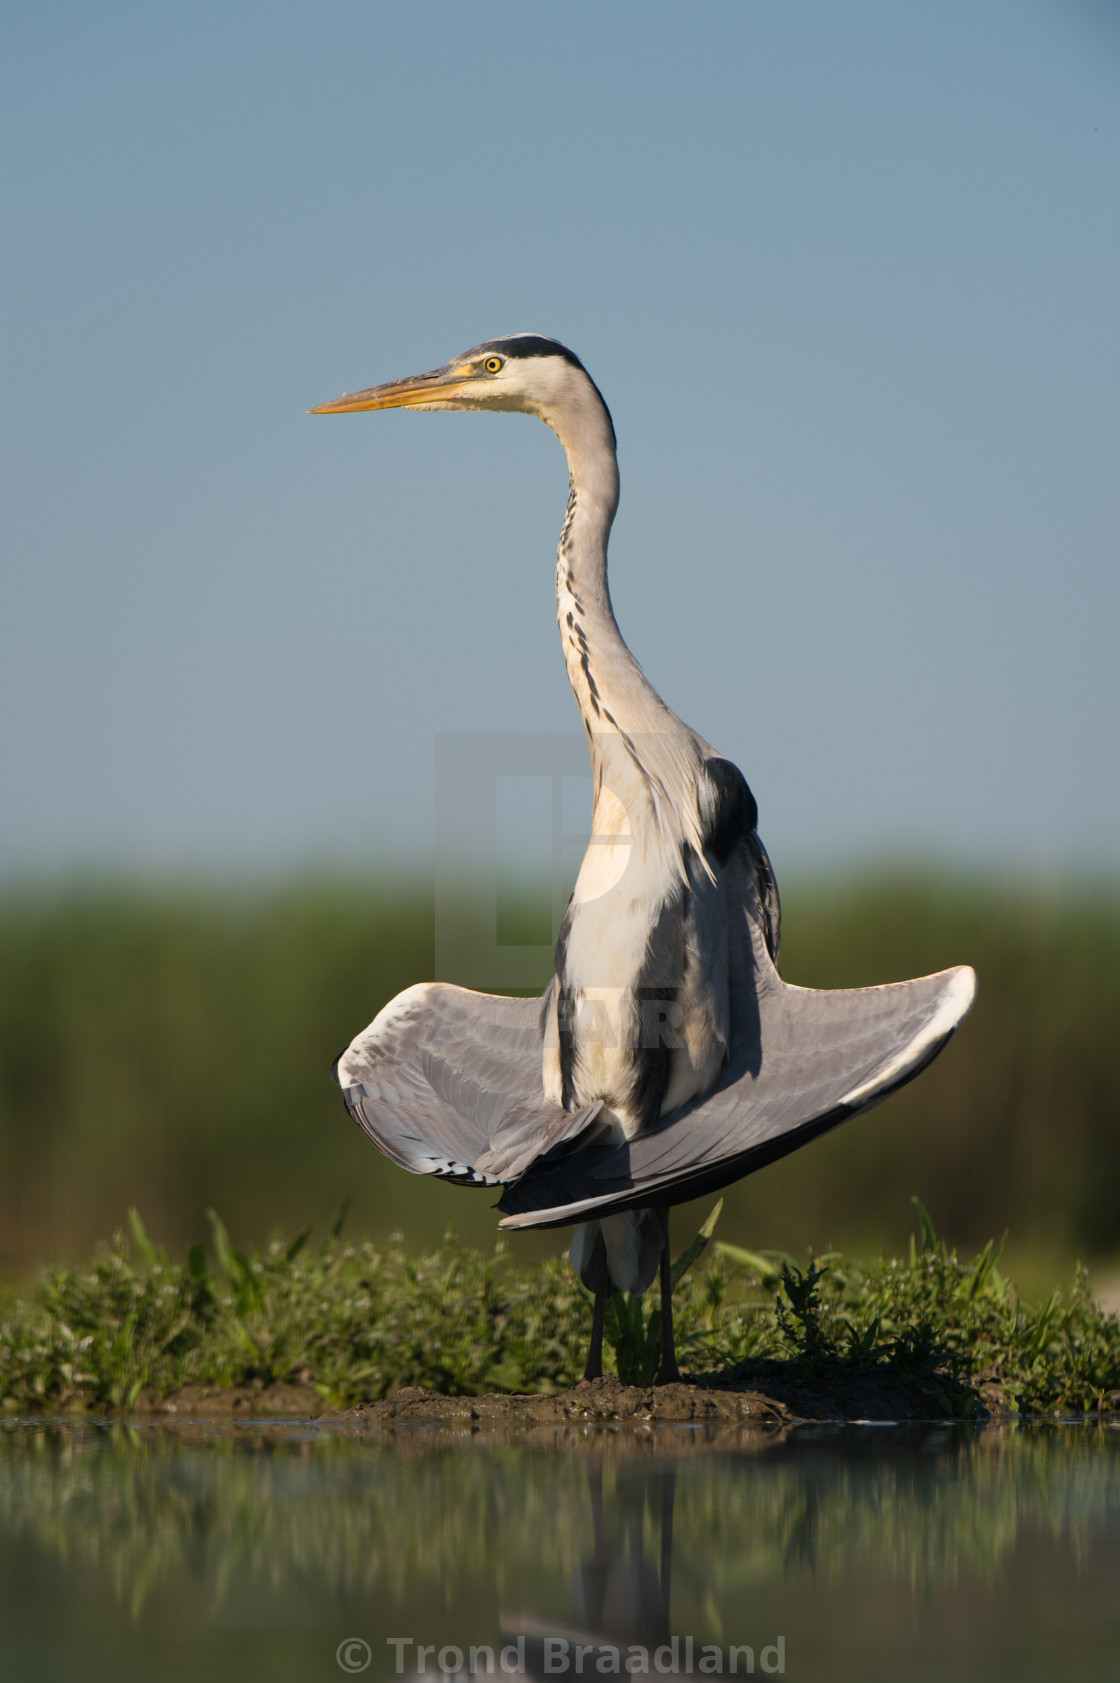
[[310, 333, 615, 456]]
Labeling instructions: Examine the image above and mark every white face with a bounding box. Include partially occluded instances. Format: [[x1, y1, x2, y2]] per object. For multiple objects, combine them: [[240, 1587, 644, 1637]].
[[435, 347, 581, 417], [309, 335, 618, 479], [310, 335, 612, 449]]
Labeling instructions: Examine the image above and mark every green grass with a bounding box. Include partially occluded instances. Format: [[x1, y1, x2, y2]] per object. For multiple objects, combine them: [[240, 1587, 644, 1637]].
[[1, 1203, 1116, 1417]]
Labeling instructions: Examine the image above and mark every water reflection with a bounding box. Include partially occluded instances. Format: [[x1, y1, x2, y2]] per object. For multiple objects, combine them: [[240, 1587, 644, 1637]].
[[509, 1466, 679, 1680], [0, 1419, 1117, 1683]]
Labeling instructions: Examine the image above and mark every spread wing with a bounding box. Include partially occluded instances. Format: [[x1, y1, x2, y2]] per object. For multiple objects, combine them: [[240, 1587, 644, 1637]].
[[335, 902, 974, 1217], [333, 982, 603, 1186], [496, 909, 976, 1228]]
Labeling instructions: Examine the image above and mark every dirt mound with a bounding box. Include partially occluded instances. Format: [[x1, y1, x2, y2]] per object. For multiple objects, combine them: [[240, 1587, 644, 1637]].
[[133, 1363, 976, 1426], [329, 1364, 974, 1428]]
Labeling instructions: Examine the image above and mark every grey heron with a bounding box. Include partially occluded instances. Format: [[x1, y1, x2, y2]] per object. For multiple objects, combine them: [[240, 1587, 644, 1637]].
[[312, 334, 975, 1384]]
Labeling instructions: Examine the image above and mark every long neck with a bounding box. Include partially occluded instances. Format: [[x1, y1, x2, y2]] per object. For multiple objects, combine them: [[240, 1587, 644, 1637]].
[[553, 416, 664, 735]]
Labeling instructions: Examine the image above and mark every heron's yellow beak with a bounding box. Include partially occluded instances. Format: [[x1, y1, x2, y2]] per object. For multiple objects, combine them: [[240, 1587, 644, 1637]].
[[309, 365, 473, 415]]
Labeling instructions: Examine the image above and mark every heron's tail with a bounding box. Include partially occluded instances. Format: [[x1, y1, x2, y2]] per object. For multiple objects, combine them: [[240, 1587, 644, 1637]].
[[570, 1210, 663, 1295]]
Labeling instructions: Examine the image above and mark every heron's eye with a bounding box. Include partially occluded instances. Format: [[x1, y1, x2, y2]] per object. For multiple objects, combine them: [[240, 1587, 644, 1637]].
[[483, 356, 503, 374]]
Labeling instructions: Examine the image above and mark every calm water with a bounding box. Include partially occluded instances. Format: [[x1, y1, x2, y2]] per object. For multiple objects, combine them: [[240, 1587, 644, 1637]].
[[0, 1418, 1117, 1683]]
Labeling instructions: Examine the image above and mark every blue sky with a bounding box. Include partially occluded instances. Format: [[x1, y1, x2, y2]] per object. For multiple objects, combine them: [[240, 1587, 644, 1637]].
[[2, 0, 1117, 877]]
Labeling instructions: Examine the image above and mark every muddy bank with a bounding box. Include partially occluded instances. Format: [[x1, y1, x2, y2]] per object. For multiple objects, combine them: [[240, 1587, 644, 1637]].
[[130, 1375, 784, 1425], [134, 1364, 978, 1426], [338, 1377, 789, 1427]]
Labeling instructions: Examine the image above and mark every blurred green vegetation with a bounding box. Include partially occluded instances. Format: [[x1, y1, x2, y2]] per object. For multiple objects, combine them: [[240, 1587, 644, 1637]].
[[0, 873, 1117, 1279], [1, 1421, 1117, 1659]]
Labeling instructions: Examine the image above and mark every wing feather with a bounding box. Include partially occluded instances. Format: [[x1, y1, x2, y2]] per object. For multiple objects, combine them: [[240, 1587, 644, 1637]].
[[335, 923, 974, 1220], [335, 982, 602, 1186], [497, 913, 975, 1227]]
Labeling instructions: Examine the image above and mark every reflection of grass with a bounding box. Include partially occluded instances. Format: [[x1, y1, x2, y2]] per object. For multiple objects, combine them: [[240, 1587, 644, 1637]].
[[1, 873, 1118, 1275], [0, 1419, 1117, 1620], [1, 1203, 1116, 1415]]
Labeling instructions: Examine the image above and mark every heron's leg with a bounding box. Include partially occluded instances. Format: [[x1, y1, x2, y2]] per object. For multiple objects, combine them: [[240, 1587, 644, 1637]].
[[582, 1233, 609, 1383], [654, 1207, 682, 1385]]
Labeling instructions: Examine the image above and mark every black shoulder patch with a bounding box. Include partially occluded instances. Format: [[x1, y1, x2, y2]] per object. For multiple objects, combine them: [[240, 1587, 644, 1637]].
[[626, 892, 687, 1129], [752, 835, 782, 965], [553, 905, 572, 983], [701, 759, 758, 865], [627, 998, 674, 1132], [552, 909, 576, 1105]]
